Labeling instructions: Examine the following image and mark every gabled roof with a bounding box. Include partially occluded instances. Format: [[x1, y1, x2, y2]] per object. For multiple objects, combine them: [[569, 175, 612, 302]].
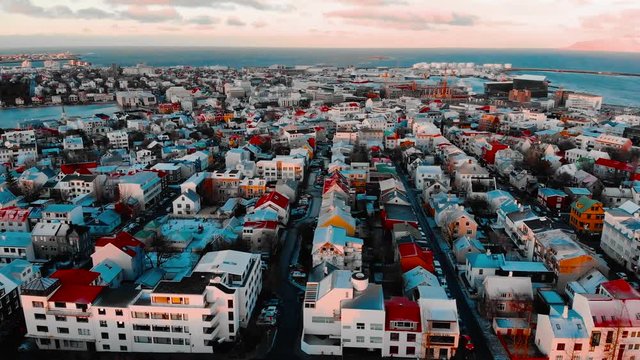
[[595, 158, 635, 172], [95, 232, 144, 257], [571, 196, 601, 214], [255, 191, 289, 211], [600, 279, 640, 300], [51, 269, 100, 285]]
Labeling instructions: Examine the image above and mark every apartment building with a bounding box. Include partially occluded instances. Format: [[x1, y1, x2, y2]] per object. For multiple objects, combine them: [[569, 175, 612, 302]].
[[0, 206, 31, 232], [57, 174, 105, 199], [1, 129, 36, 145], [106, 130, 129, 149], [0, 232, 34, 263], [256, 156, 305, 182], [22, 250, 262, 353], [600, 201, 640, 273], [118, 172, 162, 210], [204, 170, 242, 203]]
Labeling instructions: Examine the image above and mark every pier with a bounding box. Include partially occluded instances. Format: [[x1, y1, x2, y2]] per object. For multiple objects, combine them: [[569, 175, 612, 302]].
[[505, 67, 640, 77]]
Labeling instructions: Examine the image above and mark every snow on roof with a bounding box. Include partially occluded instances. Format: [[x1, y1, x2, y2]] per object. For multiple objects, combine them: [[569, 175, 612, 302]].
[[312, 226, 363, 254], [600, 279, 640, 300], [342, 283, 384, 311], [0, 231, 31, 248], [91, 259, 123, 284], [192, 250, 256, 276], [402, 266, 440, 294]]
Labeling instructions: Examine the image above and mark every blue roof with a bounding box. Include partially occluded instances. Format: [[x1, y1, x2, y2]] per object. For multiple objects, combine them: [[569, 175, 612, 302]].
[[500, 261, 550, 273], [92, 260, 123, 283], [539, 290, 565, 305], [567, 187, 591, 195], [0, 232, 31, 247], [43, 204, 78, 213], [539, 188, 567, 197], [467, 253, 505, 268]]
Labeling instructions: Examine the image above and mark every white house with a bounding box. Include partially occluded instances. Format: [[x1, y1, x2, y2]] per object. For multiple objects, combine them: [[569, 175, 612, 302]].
[[172, 190, 201, 216], [106, 130, 129, 149], [118, 172, 162, 210], [312, 226, 363, 271], [91, 232, 145, 281]]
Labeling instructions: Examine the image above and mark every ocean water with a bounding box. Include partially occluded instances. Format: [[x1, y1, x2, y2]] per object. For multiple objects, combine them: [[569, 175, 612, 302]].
[[0, 47, 638, 127], [0, 104, 121, 128]]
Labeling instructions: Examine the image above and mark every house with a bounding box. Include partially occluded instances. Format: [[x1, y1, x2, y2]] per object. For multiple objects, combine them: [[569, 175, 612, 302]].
[[275, 179, 299, 202], [538, 187, 569, 211], [402, 266, 441, 298], [564, 268, 608, 302], [238, 178, 267, 199], [41, 204, 84, 225], [382, 297, 422, 358], [172, 190, 201, 216], [600, 201, 640, 273], [600, 187, 633, 208], [57, 174, 104, 199], [204, 170, 242, 203], [0, 259, 40, 324], [31, 222, 90, 259], [414, 165, 446, 191], [242, 217, 280, 253], [0, 206, 31, 232], [397, 242, 434, 273], [312, 226, 363, 271], [452, 236, 485, 264], [86, 209, 121, 237], [0, 232, 35, 263], [437, 207, 478, 242], [253, 191, 289, 225], [570, 196, 605, 234], [481, 275, 533, 320], [118, 171, 162, 210], [465, 253, 506, 290], [106, 130, 129, 149], [535, 306, 589, 360], [594, 158, 635, 182], [63, 136, 84, 151], [381, 204, 418, 231], [318, 205, 357, 236], [256, 156, 305, 182], [416, 286, 460, 359], [92, 232, 145, 281]]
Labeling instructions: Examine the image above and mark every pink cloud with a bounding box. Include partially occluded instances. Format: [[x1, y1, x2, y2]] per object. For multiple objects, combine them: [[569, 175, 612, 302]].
[[325, 7, 477, 31], [120, 5, 181, 23], [579, 9, 640, 37]]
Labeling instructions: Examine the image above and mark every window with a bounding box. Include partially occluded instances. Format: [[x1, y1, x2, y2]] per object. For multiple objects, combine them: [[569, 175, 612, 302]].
[[356, 336, 364, 343], [115, 309, 123, 316], [55, 315, 66, 322], [119, 334, 126, 340], [32, 301, 44, 308], [54, 302, 66, 308], [77, 317, 89, 323], [101, 332, 109, 339], [390, 346, 399, 354], [390, 332, 400, 342], [152, 325, 170, 332], [120, 346, 127, 351], [370, 323, 383, 331], [228, 312, 234, 321], [98, 308, 106, 315], [117, 321, 125, 328], [57, 327, 69, 334], [432, 322, 451, 329], [407, 333, 417, 342], [574, 343, 582, 351], [173, 338, 185, 345], [229, 324, 235, 333], [78, 329, 90, 336], [407, 346, 416, 355], [228, 299, 234, 308], [153, 337, 172, 345], [356, 322, 365, 330], [133, 324, 150, 331], [36, 326, 48, 332], [134, 336, 152, 343], [370, 336, 382, 343], [34, 313, 46, 320], [99, 320, 107, 327], [102, 345, 110, 350], [557, 343, 565, 351]]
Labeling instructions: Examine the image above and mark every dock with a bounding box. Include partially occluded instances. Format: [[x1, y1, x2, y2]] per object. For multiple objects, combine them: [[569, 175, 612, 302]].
[[505, 67, 640, 77]]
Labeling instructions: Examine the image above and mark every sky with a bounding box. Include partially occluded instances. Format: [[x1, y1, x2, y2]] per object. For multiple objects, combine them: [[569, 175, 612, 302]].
[[0, 0, 638, 50]]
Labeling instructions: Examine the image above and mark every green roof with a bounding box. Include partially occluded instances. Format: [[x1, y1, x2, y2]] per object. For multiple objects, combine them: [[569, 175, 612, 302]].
[[571, 196, 600, 214]]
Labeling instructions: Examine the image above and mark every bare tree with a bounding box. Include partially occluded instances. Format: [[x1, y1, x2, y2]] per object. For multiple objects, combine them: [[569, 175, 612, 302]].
[[146, 236, 178, 268]]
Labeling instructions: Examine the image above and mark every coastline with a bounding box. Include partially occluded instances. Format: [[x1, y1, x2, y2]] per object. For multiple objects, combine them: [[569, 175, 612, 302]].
[[0, 101, 118, 111]]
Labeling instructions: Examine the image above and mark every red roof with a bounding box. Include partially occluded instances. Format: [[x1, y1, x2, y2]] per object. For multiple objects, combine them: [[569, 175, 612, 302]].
[[60, 162, 97, 175], [51, 269, 101, 286], [255, 191, 289, 211], [307, 137, 316, 149], [295, 110, 306, 116], [0, 206, 30, 222], [95, 232, 144, 257], [244, 220, 279, 230], [49, 285, 105, 305], [323, 176, 350, 195], [600, 279, 640, 300], [384, 297, 422, 331], [419, 107, 431, 113], [595, 158, 635, 172], [398, 242, 434, 273]]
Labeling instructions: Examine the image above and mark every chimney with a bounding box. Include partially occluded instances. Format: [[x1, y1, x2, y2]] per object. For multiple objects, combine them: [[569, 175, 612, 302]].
[[323, 265, 328, 276], [508, 271, 513, 277], [562, 306, 569, 319]]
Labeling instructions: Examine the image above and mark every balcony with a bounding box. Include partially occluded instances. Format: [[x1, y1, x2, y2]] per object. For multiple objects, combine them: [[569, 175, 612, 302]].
[[46, 308, 91, 317], [202, 325, 220, 340]]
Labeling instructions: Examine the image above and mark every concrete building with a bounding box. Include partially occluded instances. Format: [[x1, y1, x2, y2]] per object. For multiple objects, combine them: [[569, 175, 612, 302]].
[[118, 172, 162, 210]]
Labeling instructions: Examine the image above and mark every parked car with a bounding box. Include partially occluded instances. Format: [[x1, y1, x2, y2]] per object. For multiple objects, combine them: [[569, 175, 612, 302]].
[[617, 272, 629, 280], [291, 271, 307, 279]]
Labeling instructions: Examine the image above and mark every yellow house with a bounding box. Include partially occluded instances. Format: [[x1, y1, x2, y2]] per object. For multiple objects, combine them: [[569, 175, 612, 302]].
[[317, 209, 356, 236]]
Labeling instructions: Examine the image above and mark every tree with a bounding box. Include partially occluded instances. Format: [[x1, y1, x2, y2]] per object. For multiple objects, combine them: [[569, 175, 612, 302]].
[[5, 170, 18, 194], [556, 139, 576, 152], [146, 236, 177, 268]]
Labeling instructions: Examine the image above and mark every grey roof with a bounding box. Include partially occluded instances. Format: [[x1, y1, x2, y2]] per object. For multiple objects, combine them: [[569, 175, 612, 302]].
[[93, 285, 141, 308], [153, 272, 214, 295], [341, 283, 384, 311]]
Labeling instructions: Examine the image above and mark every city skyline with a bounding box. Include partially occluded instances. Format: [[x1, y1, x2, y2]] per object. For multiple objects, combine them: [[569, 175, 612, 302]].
[[0, 0, 638, 52]]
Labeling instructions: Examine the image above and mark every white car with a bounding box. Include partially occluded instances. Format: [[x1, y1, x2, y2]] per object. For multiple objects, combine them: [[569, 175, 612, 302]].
[[292, 271, 306, 279]]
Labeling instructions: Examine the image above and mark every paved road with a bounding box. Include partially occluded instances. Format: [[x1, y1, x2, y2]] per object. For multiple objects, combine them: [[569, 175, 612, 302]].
[[396, 166, 507, 360], [263, 171, 321, 360]]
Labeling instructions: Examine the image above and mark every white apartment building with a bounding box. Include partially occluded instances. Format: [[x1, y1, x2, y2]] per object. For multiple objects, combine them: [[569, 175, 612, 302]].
[[565, 93, 603, 112], [1, 130, 36, 145], [0, 206, 31, 232], [600, 201, 640, 273], [63, 136, 84, 151], [41, 204, 84, 225], [118, 172, 162, 210], [106, 130, 129, 149], [256, 156, 305, 182], [22, 250, 262, 353], [301, 269, 385, 356], [57, 174, 105, 199]]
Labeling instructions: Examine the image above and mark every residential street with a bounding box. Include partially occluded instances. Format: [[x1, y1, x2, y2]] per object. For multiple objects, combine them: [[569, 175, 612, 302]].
[[396, 165, 509, 360], [262, 170, 321, 360]]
